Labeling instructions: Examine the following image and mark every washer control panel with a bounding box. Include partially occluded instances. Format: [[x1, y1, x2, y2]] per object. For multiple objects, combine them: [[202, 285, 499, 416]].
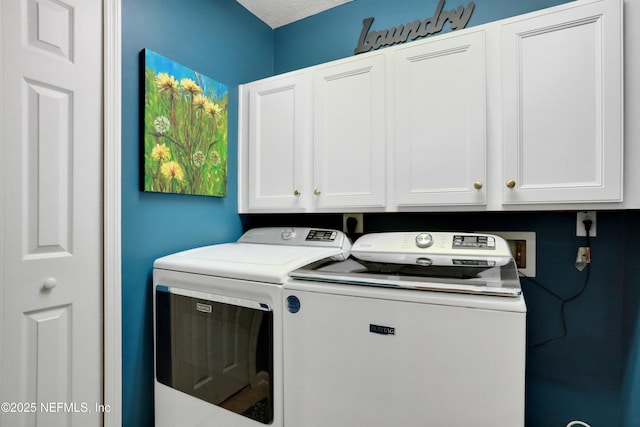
[[351, 231, 511, 267], [452, 235, 496, 250]]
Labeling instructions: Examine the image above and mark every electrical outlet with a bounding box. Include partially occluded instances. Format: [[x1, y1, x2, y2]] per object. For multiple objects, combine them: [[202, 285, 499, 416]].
[[509, 240, 528, 269], [576, 211, 597, 237], [343, 213, 363, 233], [483, 231, 536, 277]]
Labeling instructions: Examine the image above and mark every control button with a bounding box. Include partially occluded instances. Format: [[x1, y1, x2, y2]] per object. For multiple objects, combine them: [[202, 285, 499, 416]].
[[281, 228, 295, 240], [415, 233, 433, 249], [416, 257, 433, 266]]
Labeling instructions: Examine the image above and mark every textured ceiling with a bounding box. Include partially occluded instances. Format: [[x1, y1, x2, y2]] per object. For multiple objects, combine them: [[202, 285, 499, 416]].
[[235, 0, 353, 29]]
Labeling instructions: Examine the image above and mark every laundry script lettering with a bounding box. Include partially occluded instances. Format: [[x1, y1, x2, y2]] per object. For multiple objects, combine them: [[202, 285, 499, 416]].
[[354, 0, 475, 54]]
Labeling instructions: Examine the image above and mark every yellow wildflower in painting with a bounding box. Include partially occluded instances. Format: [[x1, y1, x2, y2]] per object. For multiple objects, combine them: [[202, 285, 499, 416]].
[[155, 72, 178, 94], [160, 161, 184, 181], [151, 143, 171, 162], [205, 101, 221, 117], [180, 78, 202, 96], [193, 95, 208, 110]]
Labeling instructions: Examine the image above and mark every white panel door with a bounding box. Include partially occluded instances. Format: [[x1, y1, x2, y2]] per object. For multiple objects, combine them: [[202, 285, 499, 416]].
[[312, 54, 386, 209], [502, 0, 623, 204], [248, 73, 309, 211], [394, 31, 487, 206], [0, 0, 103, 426]]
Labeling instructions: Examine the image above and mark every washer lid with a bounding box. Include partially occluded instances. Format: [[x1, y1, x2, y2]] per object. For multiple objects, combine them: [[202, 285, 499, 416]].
[[153, 242, 350, 283], [290, 256, 522, 297], [289, 232, 521, 297]]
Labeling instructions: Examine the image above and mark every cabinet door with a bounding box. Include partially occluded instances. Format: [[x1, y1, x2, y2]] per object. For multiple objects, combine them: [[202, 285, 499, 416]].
[[502, 0, 622, 204], [248, 74, 309, 210], [312, 54, 386, 209], [394, 31, 487, 206]]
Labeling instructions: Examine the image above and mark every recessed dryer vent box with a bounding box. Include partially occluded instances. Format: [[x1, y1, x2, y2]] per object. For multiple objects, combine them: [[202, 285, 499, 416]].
[[481, 231, 536, 278]]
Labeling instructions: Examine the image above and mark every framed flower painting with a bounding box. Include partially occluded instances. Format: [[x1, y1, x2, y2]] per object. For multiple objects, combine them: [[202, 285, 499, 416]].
[[143, 49, 228, 196]]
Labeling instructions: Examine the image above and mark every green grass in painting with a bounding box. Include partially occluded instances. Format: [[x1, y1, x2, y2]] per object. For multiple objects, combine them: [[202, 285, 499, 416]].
[[143, 66, 228, 196]]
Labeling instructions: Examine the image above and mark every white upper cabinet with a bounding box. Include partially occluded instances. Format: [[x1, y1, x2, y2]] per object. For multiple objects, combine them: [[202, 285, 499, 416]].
[[247, 73, 309, 211], [238, 0, 627, 213], [312, 54, 386, 209], [394, 30, 487, 206], [501, 0, 623, 204]]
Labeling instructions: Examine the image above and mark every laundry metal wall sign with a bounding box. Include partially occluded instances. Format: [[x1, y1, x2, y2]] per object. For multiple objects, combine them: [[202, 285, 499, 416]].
[[354, 0, 475, 55]]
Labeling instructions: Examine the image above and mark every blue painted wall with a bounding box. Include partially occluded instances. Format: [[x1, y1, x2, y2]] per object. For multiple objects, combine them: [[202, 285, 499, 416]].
[[121, 0, 272, 425], [273, 0, 572, 73]]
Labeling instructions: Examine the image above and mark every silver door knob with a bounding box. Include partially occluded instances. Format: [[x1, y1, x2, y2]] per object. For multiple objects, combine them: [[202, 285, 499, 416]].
[[43, 277, 58, 290]]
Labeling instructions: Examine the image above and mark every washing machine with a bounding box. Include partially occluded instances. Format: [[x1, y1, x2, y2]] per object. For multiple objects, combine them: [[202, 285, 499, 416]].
[[152, 227, 351, 427], [284, 231, 526, 427]]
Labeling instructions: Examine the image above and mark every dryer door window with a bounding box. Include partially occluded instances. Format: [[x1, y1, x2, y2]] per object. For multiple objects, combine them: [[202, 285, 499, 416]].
[[155, 285, 273, 424]]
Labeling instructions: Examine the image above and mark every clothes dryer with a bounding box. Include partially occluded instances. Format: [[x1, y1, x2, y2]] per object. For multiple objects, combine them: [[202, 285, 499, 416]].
[[153, 227, 351, 427]]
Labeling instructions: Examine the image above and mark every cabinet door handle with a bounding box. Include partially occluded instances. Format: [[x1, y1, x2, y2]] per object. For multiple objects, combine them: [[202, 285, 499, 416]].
[[474, 181, 483, 190], [293, 189, 300, 196], [314, 189, 321, 196], [506, 180, 516, 189]]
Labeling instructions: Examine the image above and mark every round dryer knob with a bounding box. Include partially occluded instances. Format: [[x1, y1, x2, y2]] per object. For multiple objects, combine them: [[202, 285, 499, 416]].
[[415, 233, 433, 248]]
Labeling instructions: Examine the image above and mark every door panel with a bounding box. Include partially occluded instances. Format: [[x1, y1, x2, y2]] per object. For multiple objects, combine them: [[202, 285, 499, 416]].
[[248, 73, 309, 211], [25, 305, 72, 425], [394, 31, 487, 206], [501, 0, 623, 203], [1, 0, 103, 425], [24, 80, 73, 257], [313, 54, 386, 209]]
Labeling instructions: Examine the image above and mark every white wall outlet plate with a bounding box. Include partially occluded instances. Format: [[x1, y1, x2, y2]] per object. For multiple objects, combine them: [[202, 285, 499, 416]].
[[576, 211, 597, 237]]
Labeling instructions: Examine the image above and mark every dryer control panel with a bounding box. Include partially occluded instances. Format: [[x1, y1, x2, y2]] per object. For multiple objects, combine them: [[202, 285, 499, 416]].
[[305, 229, 339, 242], [239, 227, 351, 250]]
